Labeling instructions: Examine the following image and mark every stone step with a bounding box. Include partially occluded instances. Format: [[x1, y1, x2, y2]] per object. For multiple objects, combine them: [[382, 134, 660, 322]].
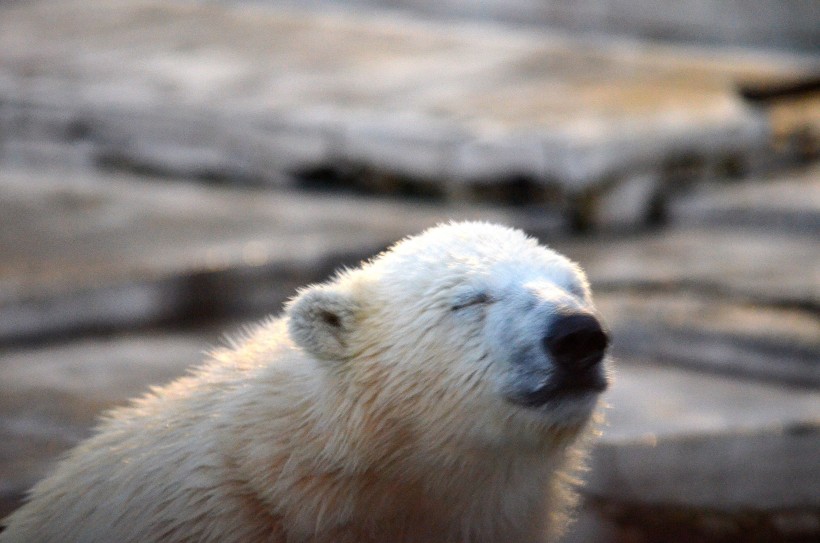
[[279, 0, 820, 52], [0, 166, 561, 343], [2, 0, 817, 226], [597, 359, 819, 510], [0, 330, 214, 519], [570, 358, 820, 542], [1, 330, 817, 539], [596, 291, 819, 387], [554, 225, 819, 310], [667, 162, 820, 233]]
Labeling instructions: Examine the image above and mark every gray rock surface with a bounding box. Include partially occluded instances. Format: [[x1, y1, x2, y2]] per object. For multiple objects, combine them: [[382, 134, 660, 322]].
[[279, 0, 820, 51], [596, 291, 819, 386], [594, 359, 819, 510], [0, 165, 541, 342], [2, 0, 816, 226], [668, 162, 820, 233], [0, 332, 211, 518]]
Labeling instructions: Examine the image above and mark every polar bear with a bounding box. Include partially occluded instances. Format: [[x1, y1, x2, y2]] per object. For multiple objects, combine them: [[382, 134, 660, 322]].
[[1, 222, 610, 543]]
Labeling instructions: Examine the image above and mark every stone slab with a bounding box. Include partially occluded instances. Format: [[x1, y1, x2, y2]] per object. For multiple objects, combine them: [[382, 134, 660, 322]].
[[1, 0, 815, 199], [554, 226, 820, 309], [590, 358, 820, 510], [668, 162, 820, 233], [0, 166, 555, 342], [596, 291, 820, 386], [286, 0, 820, 52], [601, 359, 820, 445], [0, 331, 212, 519], [552, 164, 820, 386]]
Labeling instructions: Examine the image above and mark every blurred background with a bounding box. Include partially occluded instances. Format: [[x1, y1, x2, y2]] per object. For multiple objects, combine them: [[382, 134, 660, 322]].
[[0, 0, 818, 541]]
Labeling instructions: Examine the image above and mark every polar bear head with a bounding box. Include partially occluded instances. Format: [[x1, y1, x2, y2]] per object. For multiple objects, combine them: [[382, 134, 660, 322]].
[[287, 222, 609, 449]]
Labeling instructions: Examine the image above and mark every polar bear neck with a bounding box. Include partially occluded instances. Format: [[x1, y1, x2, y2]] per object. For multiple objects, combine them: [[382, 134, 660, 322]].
[[222, 353, 579, 543]]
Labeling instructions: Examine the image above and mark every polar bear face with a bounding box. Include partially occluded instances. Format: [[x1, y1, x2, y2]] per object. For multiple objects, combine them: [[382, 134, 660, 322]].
[[287, 222, 609, 450]]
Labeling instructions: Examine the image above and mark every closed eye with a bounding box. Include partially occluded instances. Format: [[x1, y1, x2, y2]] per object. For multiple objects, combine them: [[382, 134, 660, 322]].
[[451, 292, 492, 311]]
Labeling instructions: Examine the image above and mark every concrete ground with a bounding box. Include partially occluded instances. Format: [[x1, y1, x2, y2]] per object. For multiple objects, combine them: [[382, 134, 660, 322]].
[[0, 0, 818, 541]]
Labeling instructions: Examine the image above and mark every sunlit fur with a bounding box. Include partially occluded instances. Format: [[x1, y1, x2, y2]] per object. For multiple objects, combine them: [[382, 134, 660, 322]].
[[1, 222, 607, 543]]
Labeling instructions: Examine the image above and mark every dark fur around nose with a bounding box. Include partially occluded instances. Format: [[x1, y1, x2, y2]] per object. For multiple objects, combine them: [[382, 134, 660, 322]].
[[543, 313, 609, 371]]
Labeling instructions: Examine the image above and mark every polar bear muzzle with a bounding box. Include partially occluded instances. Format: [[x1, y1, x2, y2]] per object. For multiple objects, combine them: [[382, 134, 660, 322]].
[[508, 310, 609, 409], [544, 312, 609, 374]]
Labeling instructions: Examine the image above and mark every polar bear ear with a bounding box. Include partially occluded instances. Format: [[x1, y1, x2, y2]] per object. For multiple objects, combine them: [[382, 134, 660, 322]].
[[286, 285, 359, 361]]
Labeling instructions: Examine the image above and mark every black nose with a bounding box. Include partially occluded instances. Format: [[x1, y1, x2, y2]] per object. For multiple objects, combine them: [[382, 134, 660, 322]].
[[544, 313, 609, 371]]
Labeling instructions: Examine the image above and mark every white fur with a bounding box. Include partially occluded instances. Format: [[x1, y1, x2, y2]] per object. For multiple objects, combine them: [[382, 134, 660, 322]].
[[1, 222, 607, 543]]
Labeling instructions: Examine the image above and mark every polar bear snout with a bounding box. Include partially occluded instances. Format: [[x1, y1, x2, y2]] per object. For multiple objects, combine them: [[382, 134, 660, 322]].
[[544, 313, 609, 373], [502, 310, 609, 410], [530, 310, 610, 404]]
